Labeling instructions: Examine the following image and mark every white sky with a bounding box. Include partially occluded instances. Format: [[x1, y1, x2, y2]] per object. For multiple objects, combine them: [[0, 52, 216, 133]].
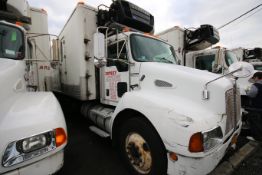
[[27, 0, 262, 49]]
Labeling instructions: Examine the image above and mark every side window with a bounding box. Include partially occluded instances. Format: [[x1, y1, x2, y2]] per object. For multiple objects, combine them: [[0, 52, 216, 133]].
[[195, 54, 215, 72], [107, 41, 128, 72], [0, 25, 24, 60]]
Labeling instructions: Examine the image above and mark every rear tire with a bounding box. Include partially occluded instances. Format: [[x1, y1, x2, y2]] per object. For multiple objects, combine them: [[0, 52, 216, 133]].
[[118, 118, 167, 175]]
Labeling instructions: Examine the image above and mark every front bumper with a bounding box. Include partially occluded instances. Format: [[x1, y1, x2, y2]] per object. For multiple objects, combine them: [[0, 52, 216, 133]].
[[167, 124, 242, 175], [2, 151, 64, 175]]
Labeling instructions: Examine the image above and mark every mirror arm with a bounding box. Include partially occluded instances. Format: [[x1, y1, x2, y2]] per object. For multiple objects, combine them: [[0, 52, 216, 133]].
[[203, 67, 242, 100]]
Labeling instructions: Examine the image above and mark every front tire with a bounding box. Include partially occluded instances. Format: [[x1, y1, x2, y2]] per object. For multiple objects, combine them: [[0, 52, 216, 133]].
[[118, 118, 167, 175]]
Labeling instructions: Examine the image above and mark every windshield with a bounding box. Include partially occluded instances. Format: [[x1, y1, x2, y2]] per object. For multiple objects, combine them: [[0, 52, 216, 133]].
[[225, 51, 238, 66], [0, 23, 24, 60], [254, 64, 262, 71], [130, 34, 177, 64]]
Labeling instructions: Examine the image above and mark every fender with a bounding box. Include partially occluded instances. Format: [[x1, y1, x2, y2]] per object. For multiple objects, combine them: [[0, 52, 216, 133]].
[[110, 90, 223, 157]]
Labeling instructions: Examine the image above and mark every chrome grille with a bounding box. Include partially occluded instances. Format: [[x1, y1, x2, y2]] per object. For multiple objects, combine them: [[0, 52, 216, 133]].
[[225, 88, 241, 134]]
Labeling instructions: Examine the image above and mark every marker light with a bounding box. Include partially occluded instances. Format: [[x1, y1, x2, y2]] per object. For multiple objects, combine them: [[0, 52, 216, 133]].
[[123, 27, 130, 32], [15, 21, 23, 26]]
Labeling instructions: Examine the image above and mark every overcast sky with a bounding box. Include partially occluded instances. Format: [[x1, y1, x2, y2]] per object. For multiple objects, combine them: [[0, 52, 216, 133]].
[[27, 0, 262, 49]]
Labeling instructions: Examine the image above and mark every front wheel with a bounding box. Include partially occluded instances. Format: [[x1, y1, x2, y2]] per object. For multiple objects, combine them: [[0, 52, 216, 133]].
[[118, 118, 167, 175]]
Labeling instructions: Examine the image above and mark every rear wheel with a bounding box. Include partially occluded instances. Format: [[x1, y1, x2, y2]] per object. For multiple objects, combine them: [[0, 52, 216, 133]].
[[118, 118, 167, 175]]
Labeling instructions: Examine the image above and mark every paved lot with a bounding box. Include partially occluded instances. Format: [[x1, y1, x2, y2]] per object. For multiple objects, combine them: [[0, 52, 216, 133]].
[[56, 97, 261, 175], [56, 98, 130, 175]]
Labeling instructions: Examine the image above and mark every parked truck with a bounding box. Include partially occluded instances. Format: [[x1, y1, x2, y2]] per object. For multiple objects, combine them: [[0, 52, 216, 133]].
[[0, 0, 67, 174], [156, 25, 220, 64], [158, 26, 254, 95], [232, 47, 262, 71], [49, 1, 249, 175]]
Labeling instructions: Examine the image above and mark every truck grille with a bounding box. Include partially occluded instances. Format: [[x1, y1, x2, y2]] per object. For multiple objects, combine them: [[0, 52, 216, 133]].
[[225, 88, 241, 134]]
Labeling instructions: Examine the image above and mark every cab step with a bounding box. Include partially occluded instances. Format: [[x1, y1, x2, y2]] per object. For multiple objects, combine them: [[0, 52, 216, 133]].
[[89, 126, 110, 138]]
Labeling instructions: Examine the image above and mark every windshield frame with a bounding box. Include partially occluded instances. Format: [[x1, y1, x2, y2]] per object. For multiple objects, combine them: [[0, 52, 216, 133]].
[[129, 33, 177, 64], [0, 22, 25, 60]]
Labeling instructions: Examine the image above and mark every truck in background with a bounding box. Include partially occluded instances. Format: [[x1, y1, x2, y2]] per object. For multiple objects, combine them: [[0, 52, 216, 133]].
[[0, 0, 67, 174], [232, 47, 262, 71], [157, 26, 254, 95], [49, 1, 248, 174], [156, 25, 220, 64]]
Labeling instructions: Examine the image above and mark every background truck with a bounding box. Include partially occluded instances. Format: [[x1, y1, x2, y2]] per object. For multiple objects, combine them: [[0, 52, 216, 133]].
[[0, 0, 67, 174], [156, 25, 220, 64], [184, 47, 254, 95], [49, 0, 247, 175], [232, 47, 262, 71], [157, 26, 254, 95]]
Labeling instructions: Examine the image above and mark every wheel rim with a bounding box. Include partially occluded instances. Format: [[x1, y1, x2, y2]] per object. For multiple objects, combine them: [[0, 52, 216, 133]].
[[125, 132, 152, 174]]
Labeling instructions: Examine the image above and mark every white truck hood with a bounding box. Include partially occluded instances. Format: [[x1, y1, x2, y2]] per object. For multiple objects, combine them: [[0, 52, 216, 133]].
[[138, 62, 233, 125]]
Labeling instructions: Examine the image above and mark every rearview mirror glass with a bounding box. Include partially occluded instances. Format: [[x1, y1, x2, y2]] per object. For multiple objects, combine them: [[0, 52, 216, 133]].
[[93, 32, 106, 67], [228, 61, 254, 78], [94, 32, 105, 59]]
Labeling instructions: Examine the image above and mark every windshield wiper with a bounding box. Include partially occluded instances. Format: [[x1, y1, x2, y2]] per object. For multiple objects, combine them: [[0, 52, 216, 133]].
[[158, 57, 173, 63]]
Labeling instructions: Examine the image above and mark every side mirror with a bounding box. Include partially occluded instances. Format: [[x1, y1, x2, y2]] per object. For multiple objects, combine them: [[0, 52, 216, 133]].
[[93, 32, 106, 67], [228, 61, 254, 78]]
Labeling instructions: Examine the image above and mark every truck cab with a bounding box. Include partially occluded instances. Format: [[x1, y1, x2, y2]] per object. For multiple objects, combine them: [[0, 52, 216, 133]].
[[186, 47, 239, 74], [0, 1, 67, 174], [232, 47, 262, 71], [185, 47, 253, 95]]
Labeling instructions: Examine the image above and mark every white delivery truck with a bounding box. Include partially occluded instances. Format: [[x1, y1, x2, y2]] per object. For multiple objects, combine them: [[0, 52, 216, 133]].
[[156, 25, 220, 64], [0, 0, 67, 175], [184, 47, 254, 95], [50, 1, 249, 175], [158, 27, 254, 95], [232, 47, 262, 71]]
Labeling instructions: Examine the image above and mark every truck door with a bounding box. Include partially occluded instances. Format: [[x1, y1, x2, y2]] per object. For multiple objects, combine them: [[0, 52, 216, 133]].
[[100, 40, 129, 106]]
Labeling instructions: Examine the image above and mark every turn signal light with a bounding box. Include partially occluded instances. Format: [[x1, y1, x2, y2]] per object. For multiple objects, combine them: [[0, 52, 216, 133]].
[[55, 128, 67, 147], [78, 1, 85, 5], [169, 152, 178, 161], [231, 134, 238, 145], [189, 132, 204, 152]]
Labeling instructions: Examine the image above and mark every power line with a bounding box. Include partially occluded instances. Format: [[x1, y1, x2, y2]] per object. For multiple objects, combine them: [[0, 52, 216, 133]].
[[221, 7, 262, 31], [235, 7, 262, 26], [218, 3, 262, 30]]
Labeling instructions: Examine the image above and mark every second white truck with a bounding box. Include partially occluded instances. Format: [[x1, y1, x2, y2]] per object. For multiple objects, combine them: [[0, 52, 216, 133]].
[[232, 47, 262, 71], [0, 0, 67, 174]]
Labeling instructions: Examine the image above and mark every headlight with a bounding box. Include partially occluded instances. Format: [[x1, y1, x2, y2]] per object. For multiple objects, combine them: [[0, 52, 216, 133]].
[[202, 126, 223, 151], [2, 128, 67, 167], [189, 126, 223, 153]]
